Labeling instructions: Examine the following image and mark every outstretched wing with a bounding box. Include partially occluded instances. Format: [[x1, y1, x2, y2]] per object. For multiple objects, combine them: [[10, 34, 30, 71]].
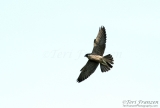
[[77, 60, 99, 82], [92, 26, 106, 56]]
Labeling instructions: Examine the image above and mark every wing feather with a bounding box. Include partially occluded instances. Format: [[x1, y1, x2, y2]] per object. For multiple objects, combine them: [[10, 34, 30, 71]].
[[77, 60, 99, 82], [92, 26, 106, 56]]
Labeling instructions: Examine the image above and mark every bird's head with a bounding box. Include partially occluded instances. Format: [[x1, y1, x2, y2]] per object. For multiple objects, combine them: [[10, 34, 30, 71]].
[[84, 53, 90, 57]]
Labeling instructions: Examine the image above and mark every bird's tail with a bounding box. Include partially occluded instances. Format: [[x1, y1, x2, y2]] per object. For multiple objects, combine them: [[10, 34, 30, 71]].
[[100, 54, 114, 72]]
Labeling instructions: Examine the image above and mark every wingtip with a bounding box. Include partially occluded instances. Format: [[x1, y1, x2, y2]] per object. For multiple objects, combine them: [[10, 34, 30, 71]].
[[77, 79, 81, 83], [101, 25, 105, 28], [99, 26, 105, 30], [77, 77, 85, 83]]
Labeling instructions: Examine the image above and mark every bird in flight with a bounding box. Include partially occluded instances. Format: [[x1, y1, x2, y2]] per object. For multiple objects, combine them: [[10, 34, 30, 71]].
[[77, 26, 114, 83]]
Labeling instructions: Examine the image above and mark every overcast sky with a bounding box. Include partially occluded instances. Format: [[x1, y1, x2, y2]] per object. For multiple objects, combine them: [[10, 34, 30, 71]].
[[0, 0, 160, 108]]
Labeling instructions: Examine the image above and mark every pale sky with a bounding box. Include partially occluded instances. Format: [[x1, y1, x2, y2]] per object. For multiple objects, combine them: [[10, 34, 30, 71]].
[[0, 0, 160, 108]]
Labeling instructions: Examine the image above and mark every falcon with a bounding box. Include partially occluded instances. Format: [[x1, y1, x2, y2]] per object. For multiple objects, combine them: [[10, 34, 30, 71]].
[[77, 26, 114, 83]]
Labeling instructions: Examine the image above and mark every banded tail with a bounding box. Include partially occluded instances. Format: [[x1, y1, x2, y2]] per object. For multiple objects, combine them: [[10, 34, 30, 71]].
[[100, 54, 114, 72]]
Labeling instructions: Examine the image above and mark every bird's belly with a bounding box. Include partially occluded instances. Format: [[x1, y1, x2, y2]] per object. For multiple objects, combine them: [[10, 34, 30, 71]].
[[88, 55, 102, 62]]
